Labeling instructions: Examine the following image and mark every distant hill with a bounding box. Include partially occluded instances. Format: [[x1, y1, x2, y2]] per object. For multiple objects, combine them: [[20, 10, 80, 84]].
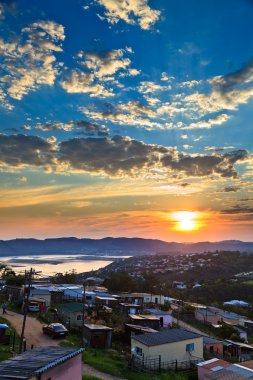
[[0, 237, 253, 257]]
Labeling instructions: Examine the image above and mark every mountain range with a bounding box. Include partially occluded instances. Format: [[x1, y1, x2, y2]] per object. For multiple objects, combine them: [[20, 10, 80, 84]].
[[0, 237, 253, 257]]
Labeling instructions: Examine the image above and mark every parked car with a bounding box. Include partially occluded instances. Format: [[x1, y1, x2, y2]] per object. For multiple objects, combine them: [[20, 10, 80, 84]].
[[28, 302, 40, 312], [42, 323, 69, 338]]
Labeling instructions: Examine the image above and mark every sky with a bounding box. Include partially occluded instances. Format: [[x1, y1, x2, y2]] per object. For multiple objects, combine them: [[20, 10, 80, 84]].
[[0, 0, 253, 242]]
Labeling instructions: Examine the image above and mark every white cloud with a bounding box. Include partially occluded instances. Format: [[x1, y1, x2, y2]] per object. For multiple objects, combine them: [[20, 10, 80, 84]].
[[94, 0, 161, 30], [0, 20, 65, 106]]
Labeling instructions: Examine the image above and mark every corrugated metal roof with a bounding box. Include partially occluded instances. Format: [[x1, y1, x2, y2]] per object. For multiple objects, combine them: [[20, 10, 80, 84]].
[[132, 329, 202, 346], [143, 308, 170, 316], [0, 346, 83, 379], [58, 302, 83, 312]]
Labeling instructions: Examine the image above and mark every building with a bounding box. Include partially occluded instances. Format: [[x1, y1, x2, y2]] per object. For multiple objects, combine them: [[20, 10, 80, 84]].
[[195, 309, 220, 325], [128, 314, 160, 330], [198, 358, 232, 380], [124, 323, 158, 344], [143, 308, 173, 327], [198, 358, 253, 380], [57, 302, 86, 328], [203, 337, 224, 356], [83, 324, 112, 348], [131, 329, 203, 370], [0, 346, 83, 380]]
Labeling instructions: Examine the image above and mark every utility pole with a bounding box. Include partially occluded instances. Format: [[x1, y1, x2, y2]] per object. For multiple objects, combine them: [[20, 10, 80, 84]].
[[19, 268, 33, 353], [81, 282, 86, 347]]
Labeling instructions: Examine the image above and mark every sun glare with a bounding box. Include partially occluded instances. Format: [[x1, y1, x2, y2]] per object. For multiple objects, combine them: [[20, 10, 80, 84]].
[[172, 211, 198, 231]]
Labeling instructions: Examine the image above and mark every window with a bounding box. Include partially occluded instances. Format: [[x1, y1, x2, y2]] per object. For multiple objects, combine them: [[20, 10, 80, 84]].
[[186, 343, 195, 352], [135, 346, 143, 356], [77, 314, 83, 320]]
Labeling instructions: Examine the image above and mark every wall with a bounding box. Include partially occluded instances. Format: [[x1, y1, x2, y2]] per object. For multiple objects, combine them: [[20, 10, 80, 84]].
[[40, 354, 82, 380], [195, 311, 219, 325]]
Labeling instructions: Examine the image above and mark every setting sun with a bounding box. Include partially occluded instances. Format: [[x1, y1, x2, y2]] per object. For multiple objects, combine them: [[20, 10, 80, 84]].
[[172, 211, 198, 231]]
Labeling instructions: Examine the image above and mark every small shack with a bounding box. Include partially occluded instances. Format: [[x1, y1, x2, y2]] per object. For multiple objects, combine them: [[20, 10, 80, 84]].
[[128, 314, 160, 330], [83, 324, 112, 348]]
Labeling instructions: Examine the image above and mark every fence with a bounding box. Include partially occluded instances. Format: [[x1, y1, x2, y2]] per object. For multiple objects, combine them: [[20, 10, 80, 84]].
[[131, 354, 201, 372]]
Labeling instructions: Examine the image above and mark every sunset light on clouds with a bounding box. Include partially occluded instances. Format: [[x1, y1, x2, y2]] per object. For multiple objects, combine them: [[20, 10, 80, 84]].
[[0, 0, 253, 242]]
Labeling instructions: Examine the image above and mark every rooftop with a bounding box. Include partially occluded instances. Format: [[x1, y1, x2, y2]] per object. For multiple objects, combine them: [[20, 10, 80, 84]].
[[0, 346, 83, 379], [58, 302, 83, 313], [132, 329, 201, 346], [83, 324, 112, 331], [143, 308, 170, 316]]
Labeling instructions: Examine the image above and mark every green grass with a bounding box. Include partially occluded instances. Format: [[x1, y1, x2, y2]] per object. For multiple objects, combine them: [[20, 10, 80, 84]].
[[61, 332, 189, 380], [0, 316, 22, 361], [82, 375, 102, 380]]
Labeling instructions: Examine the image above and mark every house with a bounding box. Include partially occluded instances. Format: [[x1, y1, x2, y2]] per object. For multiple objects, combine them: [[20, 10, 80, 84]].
[[198, 358, 232, 380], [29, 287, 51, 306], [131, 329, 203, 370], [143, 308, 173, 327], [128, 314, 160, 330], [223, 300, 250, 308], [120, 293, 144, 307], [120, 303, 143, 315], [95, 295, 118, 307], [223, 340, 253, 361], [203, 337, 224, 356], [83, 324, 112, 348], [0, 346, 83, 380], [124, 323, 158, 344], [57, 302, 86, 328], [195, 309, 220, 325], [198, 358, 253, 380]]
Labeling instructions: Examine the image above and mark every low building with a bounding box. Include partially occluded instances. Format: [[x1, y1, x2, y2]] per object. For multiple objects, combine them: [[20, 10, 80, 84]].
[[124, 323, 158, 344], [120, 303, 143, 315], [29, 288, 51, 306], [83, 324, 112, 348], [203, 337, 224, 356], [195, 309, 220, 325], [131, 329, 203, 370], [57, 302, 86, 328], [198, 358, 253, 380], [0, 346, 83, 380], [198, 358, 231, 380], [128, 314, 160, 330], [143, 308, 173, 327]]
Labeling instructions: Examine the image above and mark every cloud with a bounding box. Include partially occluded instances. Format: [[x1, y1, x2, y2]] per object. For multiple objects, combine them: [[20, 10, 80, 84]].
[[93, 0, 161, 30], [80, 49, 131, 78], [204, 146, 235, 152], [161, 149, 248, 178], [182, 113, 230, 130], [81, 101, 163, 129], [35, 119, 109, 136], [0, 20, 65, 107], [60, 69, 113, 97], [221, 205, 253, 214], [0, 134, 55, 167], [61, 48, 136, 97], [182, 59, 253, 117], [18, 176, 28, 182], [138, 81, 171, 94], [222, 186, 239, 193], [0, 134, 247, 179]]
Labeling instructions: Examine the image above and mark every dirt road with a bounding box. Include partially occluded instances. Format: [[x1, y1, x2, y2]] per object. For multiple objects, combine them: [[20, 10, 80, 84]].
[[82, 364, 126, 380], [2, 310, 60, 349]]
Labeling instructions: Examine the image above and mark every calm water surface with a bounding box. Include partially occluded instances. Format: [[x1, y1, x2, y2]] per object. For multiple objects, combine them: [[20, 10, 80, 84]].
[[0, 254, 129, 277]]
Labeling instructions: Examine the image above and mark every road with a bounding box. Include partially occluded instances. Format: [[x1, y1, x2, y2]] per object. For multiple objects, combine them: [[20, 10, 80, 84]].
[[2, 310, 60, 349]]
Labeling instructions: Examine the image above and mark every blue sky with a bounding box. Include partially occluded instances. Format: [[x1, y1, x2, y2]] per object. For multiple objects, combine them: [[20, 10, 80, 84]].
[[0, 0, 252, 241]]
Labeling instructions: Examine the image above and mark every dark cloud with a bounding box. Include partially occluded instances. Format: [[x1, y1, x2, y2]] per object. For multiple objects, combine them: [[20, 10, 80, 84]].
[[180, 183, 190, 187], [222, 186, 239, 193], [0, 134, 54, 167], [58, 136, 161, 175], [0, 134, 248, 179], [212, 59, 253, 95], [221, 205, 253, 214], [161, 150, 247, 178], [36, 120, 109, 136]]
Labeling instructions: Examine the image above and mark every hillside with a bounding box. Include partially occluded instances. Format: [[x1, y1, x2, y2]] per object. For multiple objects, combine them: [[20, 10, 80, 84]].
[[0, 237, 253, 257]]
